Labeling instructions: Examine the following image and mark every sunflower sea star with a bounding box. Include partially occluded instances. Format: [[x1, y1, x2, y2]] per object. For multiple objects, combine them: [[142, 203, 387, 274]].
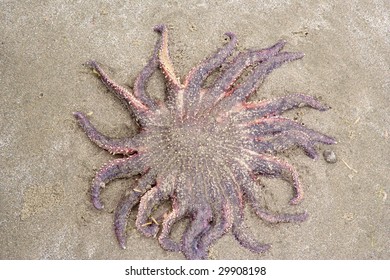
[[74, 24, 336, 259]]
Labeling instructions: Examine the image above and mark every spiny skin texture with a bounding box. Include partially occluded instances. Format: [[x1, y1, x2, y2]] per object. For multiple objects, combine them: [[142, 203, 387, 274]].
[[74, 24, 336, 259]]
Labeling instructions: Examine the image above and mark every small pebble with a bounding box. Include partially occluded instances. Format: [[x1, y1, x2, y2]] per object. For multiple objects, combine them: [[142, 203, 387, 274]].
[[323, 149, 337, 163]]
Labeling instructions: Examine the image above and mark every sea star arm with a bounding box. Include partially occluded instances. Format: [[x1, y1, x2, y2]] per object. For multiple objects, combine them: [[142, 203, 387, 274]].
[[135, 177, 175, 237], [85, 60, 150, 122], [155, 24, 183, 90], [114, 170, 156, 249], [73, 111, 137, 155], [232, 221, 271, 253], [216, 52, 304, 112], [184, 32, 237, 115], [231, 167, 307, 223], [250, 154, 303, 205], [231, 198, 271, 253], [158, 206, 187, 252], [237, 93, 330, 121], [181, 205, 213, 259], [185, 32, 237, 89], [246, 116, 336, 145], [192, 173, 237, 258], [221, 178, 271, 254], [241, 182, 308, 223], [131, 26, 164, 110], [253, 130, 320, 159], [91, 155, 144, 209], [196, 197, 233, 256]]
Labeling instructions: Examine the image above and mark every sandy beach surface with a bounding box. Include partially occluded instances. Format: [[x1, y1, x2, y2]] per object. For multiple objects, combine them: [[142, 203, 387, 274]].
[[1, 0, 389, 259]]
